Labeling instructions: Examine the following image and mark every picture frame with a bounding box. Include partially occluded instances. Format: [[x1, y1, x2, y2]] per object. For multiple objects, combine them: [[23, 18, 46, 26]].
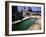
[[5, 1, 45, 36]]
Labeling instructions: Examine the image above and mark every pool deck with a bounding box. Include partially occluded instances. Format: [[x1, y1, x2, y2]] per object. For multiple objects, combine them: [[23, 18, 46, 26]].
[[28, 15, 41, 30]]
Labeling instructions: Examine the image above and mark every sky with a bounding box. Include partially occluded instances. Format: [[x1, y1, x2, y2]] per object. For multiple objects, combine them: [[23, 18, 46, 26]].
[[17, 6, 41, 11]]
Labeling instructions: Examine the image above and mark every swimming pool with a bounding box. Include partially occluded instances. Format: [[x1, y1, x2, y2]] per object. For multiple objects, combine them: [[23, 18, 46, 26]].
[[12, 18, 37, 31]]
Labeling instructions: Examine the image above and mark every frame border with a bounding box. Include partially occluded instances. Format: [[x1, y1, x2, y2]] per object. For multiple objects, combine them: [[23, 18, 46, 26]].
[[5, 1, 45, 36]]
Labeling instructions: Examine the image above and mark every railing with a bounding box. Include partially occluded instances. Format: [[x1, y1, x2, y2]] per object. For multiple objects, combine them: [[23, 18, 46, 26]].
[[12, 16, 31, 24]]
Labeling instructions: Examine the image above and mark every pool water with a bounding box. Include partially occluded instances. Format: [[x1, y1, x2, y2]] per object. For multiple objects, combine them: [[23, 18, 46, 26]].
[[12, 18, 37, 31]]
